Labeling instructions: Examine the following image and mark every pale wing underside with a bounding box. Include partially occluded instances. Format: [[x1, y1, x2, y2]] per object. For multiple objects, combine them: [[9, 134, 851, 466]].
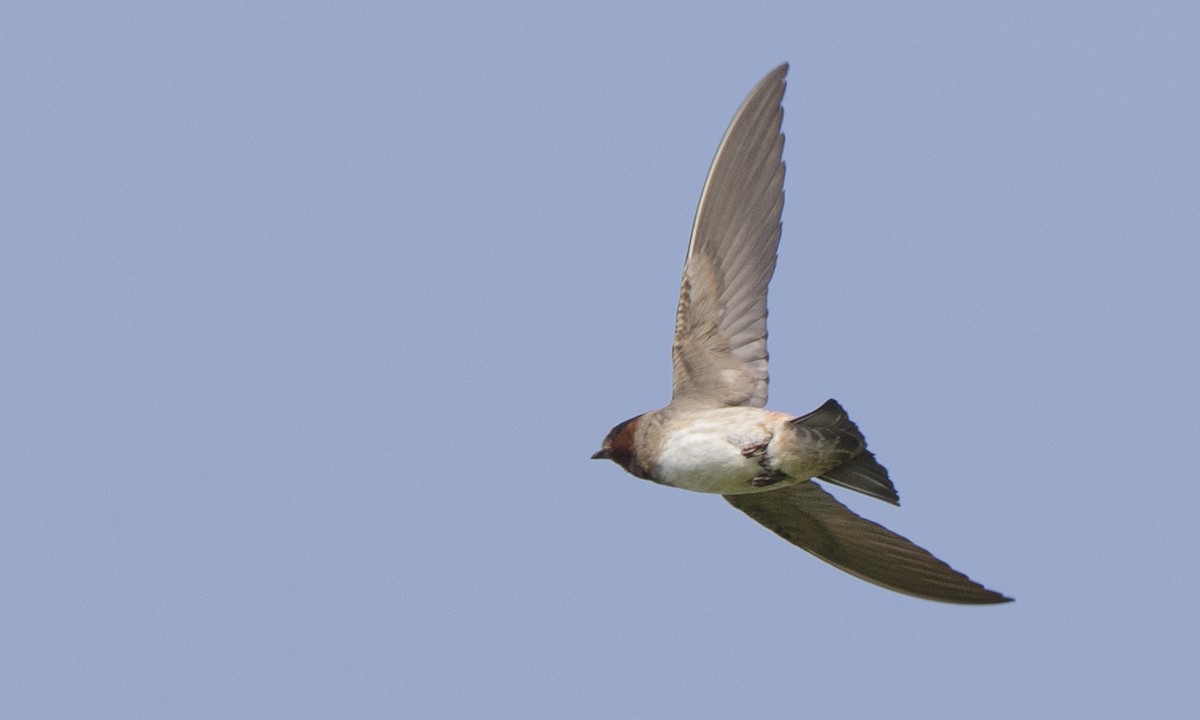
[[672, 63, 788, 408], [724, 482, 1012, 604]]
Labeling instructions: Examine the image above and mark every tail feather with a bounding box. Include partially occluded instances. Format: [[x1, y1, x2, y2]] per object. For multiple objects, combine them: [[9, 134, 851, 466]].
[[790, 399, 899, 505], [820, 450, 899, 506]]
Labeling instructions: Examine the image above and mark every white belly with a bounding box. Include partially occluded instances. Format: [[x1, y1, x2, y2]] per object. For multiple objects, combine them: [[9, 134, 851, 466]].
[[652, 408, 799, 494]]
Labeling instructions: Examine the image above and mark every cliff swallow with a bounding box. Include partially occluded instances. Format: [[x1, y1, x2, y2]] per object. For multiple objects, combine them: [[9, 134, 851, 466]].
[[593, 64, 1011, 604]]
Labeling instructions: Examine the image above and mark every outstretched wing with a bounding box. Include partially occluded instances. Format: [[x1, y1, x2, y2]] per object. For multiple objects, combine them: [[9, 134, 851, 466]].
[[672, 63, 787, 408], [724, 481, 1012, 604]]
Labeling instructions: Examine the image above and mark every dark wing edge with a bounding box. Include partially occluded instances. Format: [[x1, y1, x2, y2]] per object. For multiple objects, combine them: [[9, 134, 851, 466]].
[[724, 481, 1012, 604]]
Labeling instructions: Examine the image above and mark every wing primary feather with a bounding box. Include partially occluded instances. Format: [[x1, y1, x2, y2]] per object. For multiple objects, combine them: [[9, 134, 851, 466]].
[[672, 63, 788, 408], [724, 481, 1013, 604]]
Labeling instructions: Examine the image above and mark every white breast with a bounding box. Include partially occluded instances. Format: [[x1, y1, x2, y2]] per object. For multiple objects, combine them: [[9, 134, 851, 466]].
[[652, 407, 794, 494]]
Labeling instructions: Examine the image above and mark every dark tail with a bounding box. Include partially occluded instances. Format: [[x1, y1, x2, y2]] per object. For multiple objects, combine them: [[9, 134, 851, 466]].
[[790, 399, 899, 505]]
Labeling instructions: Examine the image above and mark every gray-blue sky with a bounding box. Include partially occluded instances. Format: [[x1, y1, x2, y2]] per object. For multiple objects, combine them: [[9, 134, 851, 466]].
[[3, 2, 1198, 717]]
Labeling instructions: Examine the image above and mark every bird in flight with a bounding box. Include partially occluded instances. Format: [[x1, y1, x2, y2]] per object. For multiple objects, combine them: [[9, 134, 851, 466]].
[[592, 63, 1011, 604]]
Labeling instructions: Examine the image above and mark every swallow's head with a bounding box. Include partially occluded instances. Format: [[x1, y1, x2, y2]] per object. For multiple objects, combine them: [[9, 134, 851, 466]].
[[592, 415, 652, 480]]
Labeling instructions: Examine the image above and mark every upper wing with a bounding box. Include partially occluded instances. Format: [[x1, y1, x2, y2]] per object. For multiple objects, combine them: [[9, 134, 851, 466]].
[[724, 481, 1012, 604], [672, 63, 788, 408]]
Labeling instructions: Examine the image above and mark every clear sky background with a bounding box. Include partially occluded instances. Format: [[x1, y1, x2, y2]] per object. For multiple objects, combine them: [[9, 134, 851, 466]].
[[3, 2, 1198, 718]]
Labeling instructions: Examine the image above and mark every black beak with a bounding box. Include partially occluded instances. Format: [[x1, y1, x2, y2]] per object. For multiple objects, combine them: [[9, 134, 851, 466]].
[[591, 449, 609, 460]]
